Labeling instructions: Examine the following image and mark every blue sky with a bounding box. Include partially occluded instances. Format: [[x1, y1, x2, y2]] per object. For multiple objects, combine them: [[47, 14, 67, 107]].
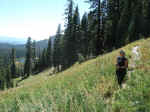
[[0, 0, 90, 40]]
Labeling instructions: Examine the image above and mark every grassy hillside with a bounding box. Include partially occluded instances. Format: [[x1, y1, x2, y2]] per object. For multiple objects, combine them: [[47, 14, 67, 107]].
[[0, 38, 150, 112]]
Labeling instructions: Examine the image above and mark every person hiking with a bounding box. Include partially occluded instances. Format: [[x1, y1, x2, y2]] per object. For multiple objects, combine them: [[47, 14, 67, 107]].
[[116, 50, 128, 88]]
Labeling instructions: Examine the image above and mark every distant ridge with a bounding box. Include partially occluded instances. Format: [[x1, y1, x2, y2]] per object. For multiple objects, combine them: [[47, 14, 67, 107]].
[[0, 36, 27, 45]]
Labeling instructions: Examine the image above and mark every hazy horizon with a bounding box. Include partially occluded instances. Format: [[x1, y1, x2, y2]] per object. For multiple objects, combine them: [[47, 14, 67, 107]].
[[0, 0, 90, 41]]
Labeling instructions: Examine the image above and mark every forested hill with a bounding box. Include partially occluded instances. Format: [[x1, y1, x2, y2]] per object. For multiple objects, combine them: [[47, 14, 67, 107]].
[[0, 39, 50, 57], [0, 36, 26, 45], [0, 39, 49, 49], [0, 38, 150, 111]]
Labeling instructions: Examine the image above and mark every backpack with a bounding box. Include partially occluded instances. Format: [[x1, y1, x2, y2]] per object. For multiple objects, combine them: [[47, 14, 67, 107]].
[[117, 56, 127, 67]]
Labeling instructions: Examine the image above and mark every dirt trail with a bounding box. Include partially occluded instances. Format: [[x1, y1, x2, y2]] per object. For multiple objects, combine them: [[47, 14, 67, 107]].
[[122, 46, 141, 88]]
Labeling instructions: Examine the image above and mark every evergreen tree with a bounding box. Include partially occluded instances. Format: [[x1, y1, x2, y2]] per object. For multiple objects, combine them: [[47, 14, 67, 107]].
[[87, 0, 105, 55], [95, 0, 103, 55], [147, 1, 150, 22], [59, 36, 65, 71], [41, 48, 47, 70], [86, 12, 97, 57], [32, 40, 36, 59], [32, 40, 36, 67], [0, 68, 6, 90], [80, 13, 89, 57], [128, 0, 143, 42], [10, 48, 17, 78], [6, 66, 13, 88], [63, 0, 74, 68], [101, 0, 107, 52], [110, 0, 121, 48], [72, 6, 81, 62], [145, 0, 150, 36], [24, 37, 32, 77], [53, 24, 62, 71], [46, 37, 52, 67]]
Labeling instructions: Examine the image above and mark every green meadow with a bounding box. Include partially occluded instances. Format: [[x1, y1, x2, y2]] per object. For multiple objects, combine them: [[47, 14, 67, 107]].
[[0, 38, 150, 112]]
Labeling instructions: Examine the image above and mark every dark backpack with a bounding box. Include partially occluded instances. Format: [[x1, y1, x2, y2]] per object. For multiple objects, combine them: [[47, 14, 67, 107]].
[[117, 56, 127, 67]]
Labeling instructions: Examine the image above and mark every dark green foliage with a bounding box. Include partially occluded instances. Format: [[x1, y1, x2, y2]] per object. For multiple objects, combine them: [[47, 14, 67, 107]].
[[146, 1, 150, 36], [34, 37, 53, 72], [0, 66, 13, 90], [63, 0, 74, 68], [24, 37, 32, 77], [28, 0, 150, 75], [62, 3, 82, 68], [53, 24, 62, 70], [72, 6, 81, 62], [5, 66, 13, 88], [32, 40, 36, 62], [80, 13, 89, 57], [0, 51, 14, 90], [11, 48, 17, 78], [0, 68, 6, 90], [0, 43, 26, 58], [95, 0, 103, 55], [46, 37, 52, 68], [40, 48, 47, 70], [87, 0, 149, 50]]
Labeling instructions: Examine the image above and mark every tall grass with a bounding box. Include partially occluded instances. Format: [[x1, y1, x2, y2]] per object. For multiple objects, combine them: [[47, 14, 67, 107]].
[[0, 38, 150, 112]]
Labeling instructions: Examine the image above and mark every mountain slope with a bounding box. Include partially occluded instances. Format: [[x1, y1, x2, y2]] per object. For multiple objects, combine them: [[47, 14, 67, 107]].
[[0, 38, 50, 58], [0, 38, 150, 112], [0, 36, 26, 45]]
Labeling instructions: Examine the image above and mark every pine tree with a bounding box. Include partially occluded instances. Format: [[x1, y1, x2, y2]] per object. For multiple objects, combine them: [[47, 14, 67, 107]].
[[41, 48, 47, 70], [32, 40, 36, 68], [101, 0, 107, 51], [115, 0, 144, 45], [59, 36, 65, 71], [53, 24, 62, 71], [87, 0, 104, 55], [87, 12, 96, 57], [6, 66, 13, 88], [24, 37, 32, 77], [110, 0, 130, 47], [112, 0, 121, 48], [95, 0, 103, 55], [145, 0, 150, 36], [128, 0, 143, 42], [32, 40, 36, 59], [46, 37, 52, 67], [10, 48, 17, 78], [63, 0, 74, 68], [147, 1, 150, 22], [0, 68, 6, 90], [72, 6, 81, 62], [80, 13, 89, 57]]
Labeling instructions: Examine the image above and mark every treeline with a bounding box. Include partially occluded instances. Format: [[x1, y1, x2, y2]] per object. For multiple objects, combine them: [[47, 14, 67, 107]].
[[0, 43, 26, 58], [0, 48, 17, 90], [24, 0, 150, 76]]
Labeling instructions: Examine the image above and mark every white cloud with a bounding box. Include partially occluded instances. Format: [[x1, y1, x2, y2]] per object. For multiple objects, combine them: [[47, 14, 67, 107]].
[[0, 19, 64, 40]]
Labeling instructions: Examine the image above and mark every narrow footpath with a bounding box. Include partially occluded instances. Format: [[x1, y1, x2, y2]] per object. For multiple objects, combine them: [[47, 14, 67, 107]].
[[122, 46, 141, 88]]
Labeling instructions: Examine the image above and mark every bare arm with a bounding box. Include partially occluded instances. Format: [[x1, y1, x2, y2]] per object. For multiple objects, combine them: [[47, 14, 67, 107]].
[[125, 60, 128, 68]]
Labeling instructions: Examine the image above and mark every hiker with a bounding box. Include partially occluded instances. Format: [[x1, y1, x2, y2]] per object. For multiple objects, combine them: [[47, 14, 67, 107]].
[[116, 50, 128, 88]]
